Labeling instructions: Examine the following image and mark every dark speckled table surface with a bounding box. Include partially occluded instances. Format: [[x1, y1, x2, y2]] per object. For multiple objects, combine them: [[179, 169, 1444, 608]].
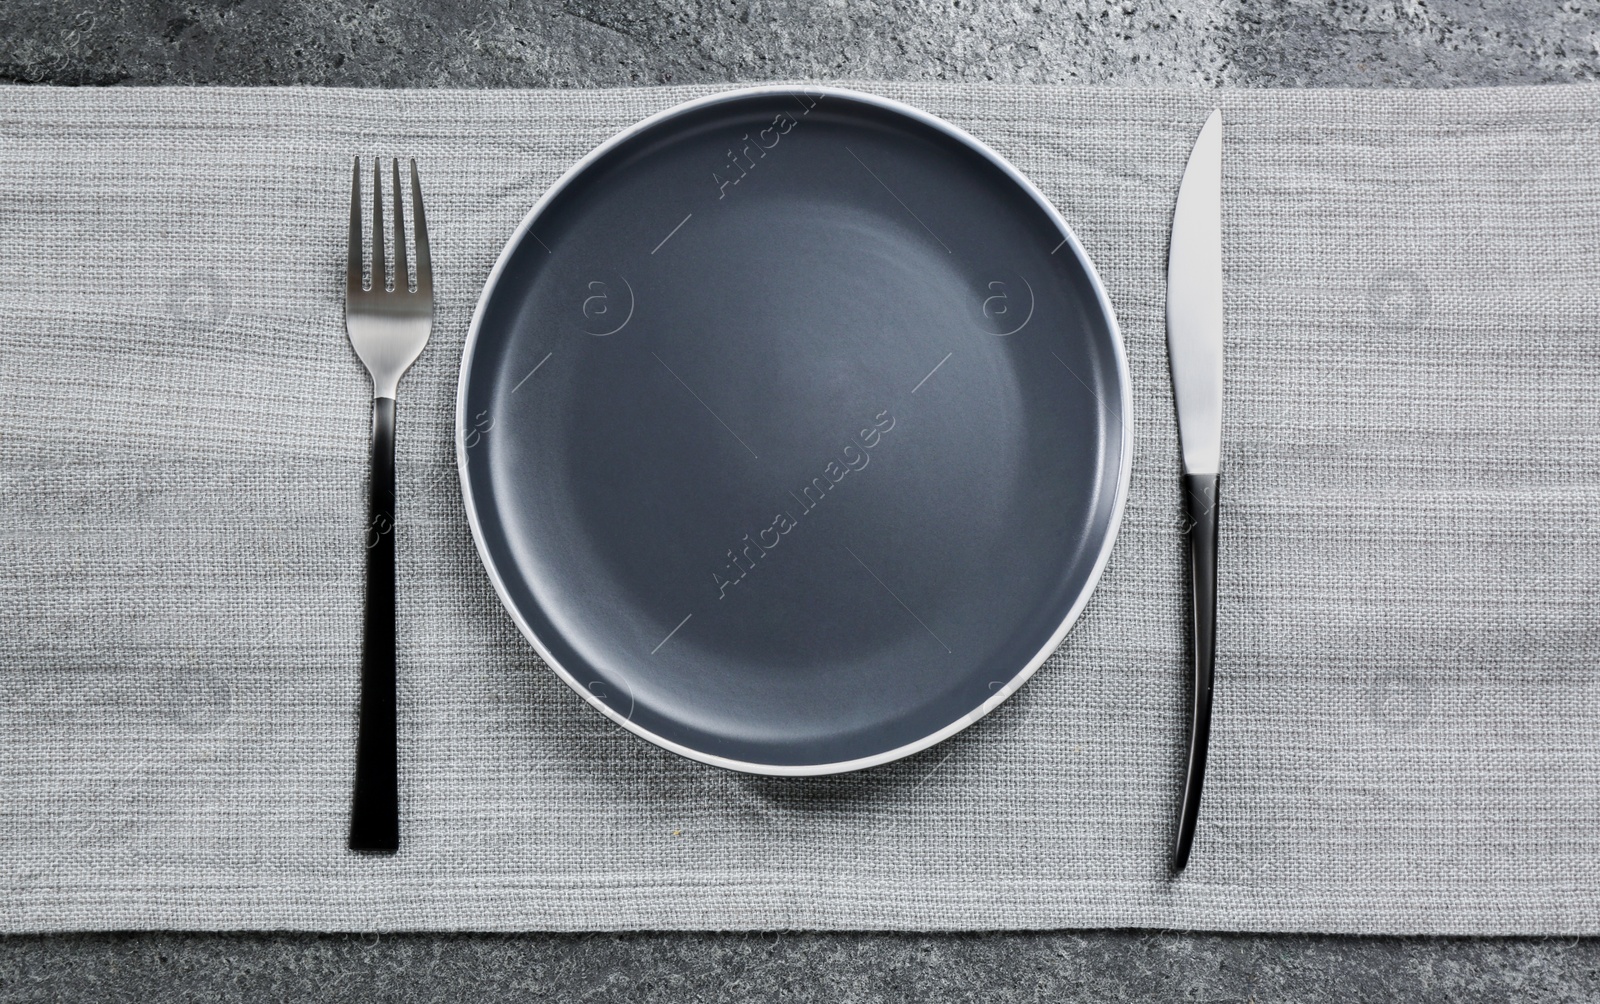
[[2, 2, 1598, 1001]]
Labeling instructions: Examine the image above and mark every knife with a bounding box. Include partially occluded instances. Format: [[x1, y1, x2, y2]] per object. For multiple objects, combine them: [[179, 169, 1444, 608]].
[[1166, 109, 1224, 872]]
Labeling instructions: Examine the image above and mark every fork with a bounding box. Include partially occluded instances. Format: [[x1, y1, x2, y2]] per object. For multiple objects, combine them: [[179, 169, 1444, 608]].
[[345, 157, 433, 853]]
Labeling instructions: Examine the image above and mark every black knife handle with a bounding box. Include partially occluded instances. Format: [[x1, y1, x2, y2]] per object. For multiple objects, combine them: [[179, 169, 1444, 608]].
[[350, 395, 399, 853], [1172, 472, 1218, 871]]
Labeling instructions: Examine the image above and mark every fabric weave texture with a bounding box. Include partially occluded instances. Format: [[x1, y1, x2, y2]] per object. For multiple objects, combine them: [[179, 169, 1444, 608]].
[[1, 82, 1597, 934]]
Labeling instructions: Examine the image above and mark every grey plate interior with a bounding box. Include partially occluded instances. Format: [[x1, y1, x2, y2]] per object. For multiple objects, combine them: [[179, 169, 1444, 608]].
[[457, 87, 1131, 774]]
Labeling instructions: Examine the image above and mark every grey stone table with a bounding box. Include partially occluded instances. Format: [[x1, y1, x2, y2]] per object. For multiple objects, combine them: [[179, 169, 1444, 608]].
[[1, 2, 1598, 1001]]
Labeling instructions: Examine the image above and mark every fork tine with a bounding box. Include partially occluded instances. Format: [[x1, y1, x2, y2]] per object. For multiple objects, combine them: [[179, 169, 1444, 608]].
[[390, 159, 409, 293], [409, 159, 432, 302], [346, 158, 363, 297], [372, 158, 386, 292]]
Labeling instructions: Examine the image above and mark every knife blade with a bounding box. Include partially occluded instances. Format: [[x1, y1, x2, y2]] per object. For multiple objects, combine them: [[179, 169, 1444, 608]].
[[1166, 108, 1224, 872]]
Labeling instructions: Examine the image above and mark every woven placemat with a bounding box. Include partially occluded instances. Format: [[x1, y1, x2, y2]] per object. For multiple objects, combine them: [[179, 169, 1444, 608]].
[[1, 81, 1597, 934]]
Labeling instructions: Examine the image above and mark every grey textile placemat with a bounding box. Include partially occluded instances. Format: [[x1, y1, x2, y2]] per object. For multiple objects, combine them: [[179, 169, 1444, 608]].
[[1, 82, 1598, 935]]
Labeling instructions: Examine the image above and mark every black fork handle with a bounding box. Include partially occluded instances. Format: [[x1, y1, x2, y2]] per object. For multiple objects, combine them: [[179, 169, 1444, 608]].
[[350, 396, 398, 853], [1172, 472, 1218, 871]]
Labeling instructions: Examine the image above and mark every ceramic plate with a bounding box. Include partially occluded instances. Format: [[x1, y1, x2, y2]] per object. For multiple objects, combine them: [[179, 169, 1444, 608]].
[[458, 86, 1130, 774]]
